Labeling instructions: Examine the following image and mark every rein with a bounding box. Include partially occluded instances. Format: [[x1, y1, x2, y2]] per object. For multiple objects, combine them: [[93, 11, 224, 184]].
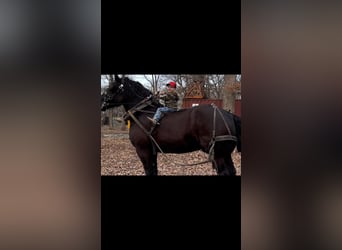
[[122, 94, 156, 121]]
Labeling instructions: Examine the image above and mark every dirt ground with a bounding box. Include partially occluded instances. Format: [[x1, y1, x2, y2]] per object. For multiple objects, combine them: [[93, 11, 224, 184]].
[[101, 126, 241, 176]]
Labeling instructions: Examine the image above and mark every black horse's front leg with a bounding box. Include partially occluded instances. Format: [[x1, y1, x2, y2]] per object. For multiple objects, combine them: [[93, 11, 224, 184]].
[[224, 156, 236, 176], [135, 147, 158, 176], [214, 157, 236, 176]]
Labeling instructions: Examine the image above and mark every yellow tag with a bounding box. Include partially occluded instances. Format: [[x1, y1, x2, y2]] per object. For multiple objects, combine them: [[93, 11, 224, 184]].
[[127, 120, 131, 129]]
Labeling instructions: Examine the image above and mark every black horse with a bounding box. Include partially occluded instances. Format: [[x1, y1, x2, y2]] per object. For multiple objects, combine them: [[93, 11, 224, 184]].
[[101, 75, 241, 176]]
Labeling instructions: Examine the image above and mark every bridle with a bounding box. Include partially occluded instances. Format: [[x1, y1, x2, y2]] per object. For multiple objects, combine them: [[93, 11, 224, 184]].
[[104, 83, 124, 100]]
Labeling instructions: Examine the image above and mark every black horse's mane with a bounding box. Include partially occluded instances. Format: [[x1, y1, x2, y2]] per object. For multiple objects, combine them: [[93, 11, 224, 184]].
[[122, 77, 152, 98]]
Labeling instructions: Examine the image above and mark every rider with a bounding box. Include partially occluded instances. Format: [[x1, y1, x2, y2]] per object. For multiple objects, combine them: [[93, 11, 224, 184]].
[[147, 81, 179, 125]]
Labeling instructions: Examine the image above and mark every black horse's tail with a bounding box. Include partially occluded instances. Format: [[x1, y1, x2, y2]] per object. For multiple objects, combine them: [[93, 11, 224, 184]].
[[233, 114, 241, 152]]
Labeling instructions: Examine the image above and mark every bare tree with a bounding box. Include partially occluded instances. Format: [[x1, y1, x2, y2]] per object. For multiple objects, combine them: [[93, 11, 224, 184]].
[[160, 74, 229, 101], [143, 75, 162, 94], [206, 75, 225, 98], [190, 75, 206, 84], [223, 75, 241, 112]]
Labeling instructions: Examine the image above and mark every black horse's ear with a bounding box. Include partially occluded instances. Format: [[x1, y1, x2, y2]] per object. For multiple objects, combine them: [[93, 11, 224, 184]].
[[115, 74, 121, 83]]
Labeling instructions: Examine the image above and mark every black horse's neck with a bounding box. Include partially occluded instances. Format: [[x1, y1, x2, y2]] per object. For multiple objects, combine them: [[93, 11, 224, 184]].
[[121, 77, 155, 112], [122, 95, 144, 111]]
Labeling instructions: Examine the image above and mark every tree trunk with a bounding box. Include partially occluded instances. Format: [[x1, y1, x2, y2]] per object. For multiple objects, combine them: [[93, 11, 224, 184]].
[[223, 75, 236, 112]]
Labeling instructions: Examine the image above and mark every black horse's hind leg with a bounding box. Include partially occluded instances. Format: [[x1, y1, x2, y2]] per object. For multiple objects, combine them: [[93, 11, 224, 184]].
[[211, 141, 236, 176], [135, 148, 158, 176]]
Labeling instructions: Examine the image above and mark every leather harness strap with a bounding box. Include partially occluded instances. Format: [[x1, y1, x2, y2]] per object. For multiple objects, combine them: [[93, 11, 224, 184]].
[[208, 104, 237, 166]]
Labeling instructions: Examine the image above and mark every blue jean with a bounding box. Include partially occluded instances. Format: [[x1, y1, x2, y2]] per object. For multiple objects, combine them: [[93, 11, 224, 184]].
[[153, 107, 177, 121]]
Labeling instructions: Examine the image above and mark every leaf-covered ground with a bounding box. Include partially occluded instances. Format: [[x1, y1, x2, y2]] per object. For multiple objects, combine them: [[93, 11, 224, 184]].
[[101, 128, 241, 176]]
